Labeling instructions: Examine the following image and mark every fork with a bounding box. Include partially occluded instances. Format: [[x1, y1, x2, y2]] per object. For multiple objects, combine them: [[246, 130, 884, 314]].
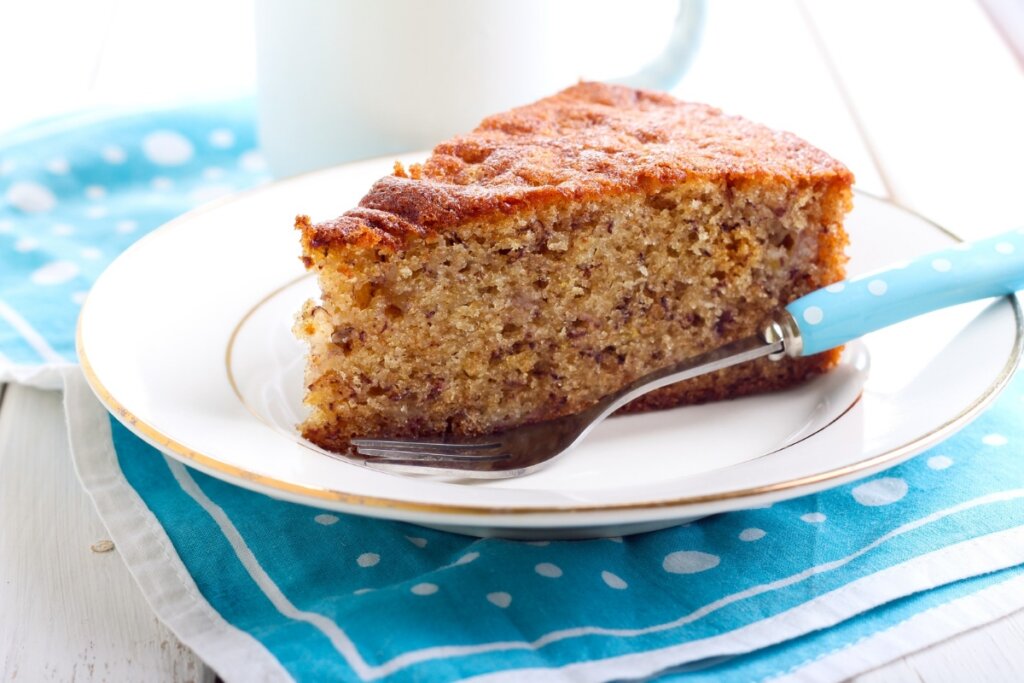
[[351, 229, 1024, 478]]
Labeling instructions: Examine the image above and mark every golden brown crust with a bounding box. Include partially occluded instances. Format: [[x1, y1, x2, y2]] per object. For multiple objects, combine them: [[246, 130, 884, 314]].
[[300, 82, 853, 252]]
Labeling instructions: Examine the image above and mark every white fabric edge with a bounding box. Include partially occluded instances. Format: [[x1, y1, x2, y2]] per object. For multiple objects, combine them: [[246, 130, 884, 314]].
[[468, 525, 1024, 683], [165, 457, 377, 680], [63, 369, 293, 683], [0, 361, 77, 391], [774, 572, 1024, 683]]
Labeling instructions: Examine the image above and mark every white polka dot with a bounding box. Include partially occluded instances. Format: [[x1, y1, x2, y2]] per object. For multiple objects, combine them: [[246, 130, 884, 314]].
[[867, 279, 888, 296], [115, 220, 137, 234], [601, 570, 628, 589], [239, 150, 268, 172], [932, 258, 952, 272], [606, 536, 624, 543], [354, 588, 374, 595], [487, 592, 512, 608], [404, 535, 427, 548], [525, 541, 550, 547], [46, 157, 70, 175], [52, 223, 75, 236], [102, 145, 127, 164], [357, 552, 380, 567], [188, 185, 233, 204], [0, 159, 15, 175], [80, 247, 102, 260], [927, 455, 953, 470], [535, 562, 563, 578], [209, 128, 235, 148], [800, 512, 826, 524], [747, 501, 774, 509], [411, 582, 438, 596], [314, 513, 338, 525], [143, 130, 195, 166], [85, 185, 106, 200], [825, 283, 845, 293], [151, 176, 173, 191], [202, 166, 226, 181], [982, 433, 1008, 447], [802, 306, 823, 325], [739, 528, 766, 542], [5, 181, 56, 213], [85, 205, 108, 219], [852, 477, 908, 506], [454, 551, 479, 566], [30, 260, 79, 285], [663, 550, 720, 574], [71, 291, 88, 305], [996, 242, 1015, 255], [0, 219, 12, 233], [14, 237, 38, 252]]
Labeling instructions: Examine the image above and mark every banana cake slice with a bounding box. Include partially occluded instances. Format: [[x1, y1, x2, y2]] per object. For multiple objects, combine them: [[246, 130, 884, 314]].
[[295, 82, 853, 454]]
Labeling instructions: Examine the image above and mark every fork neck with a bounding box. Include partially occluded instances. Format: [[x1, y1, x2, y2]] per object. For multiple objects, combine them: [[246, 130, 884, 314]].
[[594, 314, 800, 421]]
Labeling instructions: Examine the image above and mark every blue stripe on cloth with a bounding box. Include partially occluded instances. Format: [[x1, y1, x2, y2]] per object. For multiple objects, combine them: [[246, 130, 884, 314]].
[[110, 367, 1024, 682], [110, 418, 358, 681]]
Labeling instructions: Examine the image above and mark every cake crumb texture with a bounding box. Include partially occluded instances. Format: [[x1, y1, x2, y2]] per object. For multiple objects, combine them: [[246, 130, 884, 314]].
[[296, 82, 853, 453]]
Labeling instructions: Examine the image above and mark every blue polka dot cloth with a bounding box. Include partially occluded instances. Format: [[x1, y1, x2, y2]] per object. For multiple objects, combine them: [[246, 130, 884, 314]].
[[4, 105, 1024, 682]]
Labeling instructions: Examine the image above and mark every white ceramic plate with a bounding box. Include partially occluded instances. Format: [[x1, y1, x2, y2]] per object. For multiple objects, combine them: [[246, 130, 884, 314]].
[[78, 155, 1023, 538]]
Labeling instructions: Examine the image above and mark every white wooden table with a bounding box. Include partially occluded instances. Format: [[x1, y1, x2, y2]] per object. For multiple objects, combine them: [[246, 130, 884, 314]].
[[2, 1, 1023, 680]]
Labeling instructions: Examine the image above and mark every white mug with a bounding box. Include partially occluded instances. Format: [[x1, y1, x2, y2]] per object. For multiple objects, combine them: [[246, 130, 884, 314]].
[[255, 0, 705, 178]]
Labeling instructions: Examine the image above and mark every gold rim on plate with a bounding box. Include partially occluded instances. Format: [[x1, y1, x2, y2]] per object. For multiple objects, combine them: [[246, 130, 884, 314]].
[[76, 184, 1024, 517]]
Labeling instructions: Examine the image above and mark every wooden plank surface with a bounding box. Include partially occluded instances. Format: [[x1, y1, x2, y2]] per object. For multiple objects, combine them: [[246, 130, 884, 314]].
[[857, 608, 1024, 683], [0, 384, 210, 682], [0, 0, 254, 135], [678, 0, 887, 196], [801, 0, 1024, 238], [0, 1, 115, 134], [978, 0, 1024, 70]]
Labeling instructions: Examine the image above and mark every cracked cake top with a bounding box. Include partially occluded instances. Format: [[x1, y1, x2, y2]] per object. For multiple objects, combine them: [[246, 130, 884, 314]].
[[299, 81, 853, 253]]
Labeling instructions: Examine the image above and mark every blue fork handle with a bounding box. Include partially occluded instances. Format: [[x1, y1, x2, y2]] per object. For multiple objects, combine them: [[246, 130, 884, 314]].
[[786, 229, 1024, 356]]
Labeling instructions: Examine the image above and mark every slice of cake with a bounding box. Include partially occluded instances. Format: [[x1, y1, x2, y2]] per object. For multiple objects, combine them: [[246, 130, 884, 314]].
[[295, 82, 853, 454]]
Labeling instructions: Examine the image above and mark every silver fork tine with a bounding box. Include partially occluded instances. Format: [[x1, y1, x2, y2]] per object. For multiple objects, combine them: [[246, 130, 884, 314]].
[[364, 459, 527, 479], [351, 438, 502, 452], [356, 447, 512, 462], [343, 329, 790, 479]]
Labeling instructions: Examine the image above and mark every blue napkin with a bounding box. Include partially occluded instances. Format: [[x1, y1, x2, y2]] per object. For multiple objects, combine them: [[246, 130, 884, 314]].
[[3, 105, 1024, 682]]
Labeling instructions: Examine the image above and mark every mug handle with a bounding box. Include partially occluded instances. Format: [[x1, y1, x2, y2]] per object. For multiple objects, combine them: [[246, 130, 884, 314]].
[[612, 0, 706, 91]]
